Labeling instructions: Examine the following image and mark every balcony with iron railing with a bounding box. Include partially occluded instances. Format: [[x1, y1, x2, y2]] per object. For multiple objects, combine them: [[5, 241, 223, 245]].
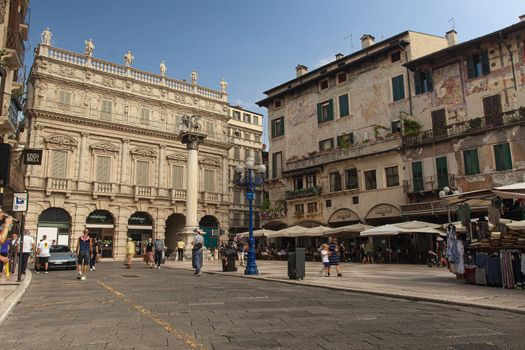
[[403, 108, 525, 148], [403, 175, 456, 194], [400, 200, 446, 216], [285, 136, 401, 173], [285, 185, 321, 200], [5, 29, 25, 67]]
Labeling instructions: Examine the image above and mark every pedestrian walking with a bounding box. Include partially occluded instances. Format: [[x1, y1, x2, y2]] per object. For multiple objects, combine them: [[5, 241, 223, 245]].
[[36, 235, 52, 274], [89, 237, 99, 271], [144, 238, 154, 268], [328, 237, 343, 277], [19, 230, 34, 277], [125, 237, 135, 268], [0, 236, 11, 280], [154, 237, 164, 269], [192, 229, 204, 275], [320, 243, 330, 277], [75, 229, 92, 280], [177, 239, 185, 261], [0, 208, 13, 244], [237, 241, 245, 267], [9, 233, 17, 274], [363, 239, 374, 264]]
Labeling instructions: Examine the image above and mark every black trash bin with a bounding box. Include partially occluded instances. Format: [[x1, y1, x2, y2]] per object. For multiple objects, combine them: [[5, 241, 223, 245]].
[[288, 248, 305, 280], [221, 247, 238, 272]]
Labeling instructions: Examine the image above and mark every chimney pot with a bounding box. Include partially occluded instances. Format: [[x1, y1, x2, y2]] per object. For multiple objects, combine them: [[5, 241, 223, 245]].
[[295, 64, 308, 77], [520, 14, 525, 22], [335, 53, 344, 60], [360, 34, 375, 49], [446, 30, 458, 47]]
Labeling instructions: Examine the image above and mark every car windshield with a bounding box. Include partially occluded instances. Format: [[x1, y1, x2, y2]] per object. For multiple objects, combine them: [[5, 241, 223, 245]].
[[50, 245, 71, 253]]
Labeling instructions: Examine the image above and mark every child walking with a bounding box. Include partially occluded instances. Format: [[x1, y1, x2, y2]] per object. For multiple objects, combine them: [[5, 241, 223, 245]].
[[321, 244, 330, 277]]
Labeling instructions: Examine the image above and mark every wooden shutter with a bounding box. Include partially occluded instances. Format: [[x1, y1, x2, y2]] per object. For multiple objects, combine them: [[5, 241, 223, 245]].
[[96, 156, 111, 182], [136, 161, 149, 185], [426, 70, 433, 92], [494, 143, 512, 171], [339, 94, 349, 117], [431, 109, 447, 137], [481, 49, 490, 75], [436, 156, 449, 189], [328, 99, 334, 120], [348, 132, 354, 144], [392, 75, 405, 101], [140, 108, 150, 125], [412, 161, 423, 192], [463, 149, 480, 175], [204, 169, 214, 192], [172, 165, 183, 189], [414, 71, 422, 95], [346, 168, 358, 189], [271, 119, 276, 137], [317, 103, 322, 123], [466, 56, 476, 79], [101, 100, 112, 121], [483, 94, 501, 117], [51, 150, 67, 178]]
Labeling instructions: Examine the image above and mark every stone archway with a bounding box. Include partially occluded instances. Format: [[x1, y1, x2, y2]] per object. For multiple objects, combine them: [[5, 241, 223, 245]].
[[165, 213, 186, 257], [199, 215, 219, 249], [328, 208, 360, 227], [38, 207, 72, 247], [127, 211, 154, 256], [86, 209, 115, 258]]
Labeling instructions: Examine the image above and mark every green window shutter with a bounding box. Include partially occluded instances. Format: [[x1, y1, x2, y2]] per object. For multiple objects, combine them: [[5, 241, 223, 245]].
[[281, 118, 284, 135], [494, 143, 512, 171], [412, 161, 423, 192], [317, 103, 322, 123], [427, 70, 433, 92], [271, 120, 275, 138], [481, 49, 490, 75], [348, 132, 354, 144], [328, 99, 334, 120], [466, 56, 475, 79], [414, 71, 422, 95], [339, 94, 349, 117], [392, 75, 405, 101], [336, 135, 343, 147], [463, 149, 480, 175]]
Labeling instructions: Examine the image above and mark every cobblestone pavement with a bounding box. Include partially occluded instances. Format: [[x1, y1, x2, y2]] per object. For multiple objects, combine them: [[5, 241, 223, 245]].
[[1, 262, 524, 349]]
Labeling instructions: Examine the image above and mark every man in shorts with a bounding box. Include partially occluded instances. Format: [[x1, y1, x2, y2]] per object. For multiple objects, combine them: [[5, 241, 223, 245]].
[[36, 235, 51, 274], [125, 237, 135, 268], [76, 229, 92, 280]]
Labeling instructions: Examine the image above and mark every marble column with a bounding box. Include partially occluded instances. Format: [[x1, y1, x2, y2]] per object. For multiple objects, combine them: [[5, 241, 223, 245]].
[[180, 131, 206, 245]]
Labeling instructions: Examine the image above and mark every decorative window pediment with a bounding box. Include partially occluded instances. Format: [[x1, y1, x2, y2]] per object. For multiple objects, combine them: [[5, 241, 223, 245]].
[[199, 157, 221, 168], [166, 152, 187, 163], [90, 142, 120, 154], [130, 146, 157, 159], [45, 134, 78, 151]]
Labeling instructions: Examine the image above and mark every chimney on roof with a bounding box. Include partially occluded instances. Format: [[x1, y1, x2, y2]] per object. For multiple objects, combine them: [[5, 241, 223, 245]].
[[335, 53, 344, 60], [295, 64, 308, 77], [360, 34, 375, 49], [446, 30, 458, 47], [520, 14, 525, 22]]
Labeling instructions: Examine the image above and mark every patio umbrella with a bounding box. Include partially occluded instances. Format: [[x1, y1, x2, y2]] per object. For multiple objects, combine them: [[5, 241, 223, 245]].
[[493, 182, 525, 199], [238, 229, 275, 238], [393, 220, 442, 230], [299, 225, 332, 237], [360, 224, 444, 237], [266, 226, 304, 238], [324, 223, 374, 236], [506, 220, 525, 230]]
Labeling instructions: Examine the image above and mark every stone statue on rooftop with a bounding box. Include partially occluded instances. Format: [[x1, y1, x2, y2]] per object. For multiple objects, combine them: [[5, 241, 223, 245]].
[[191, 69, 198, 85], [84, 39, 95, 56], [41, 27, 52, 45], [124, 50, 134, 67], [220, 78, 227, 93], [160, 60, 167, 76]]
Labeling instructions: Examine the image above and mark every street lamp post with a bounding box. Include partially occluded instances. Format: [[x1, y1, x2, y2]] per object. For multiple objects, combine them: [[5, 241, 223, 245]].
[[234, 156, 266, 275]]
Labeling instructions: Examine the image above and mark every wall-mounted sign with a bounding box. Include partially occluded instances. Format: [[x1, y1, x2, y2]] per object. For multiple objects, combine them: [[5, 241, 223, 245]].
[[366, 203, 401, 220], [87, 210, 114, 225], [22, 149, 43, 165], [13, 192, 28, 212], [128, 212, 153, 226]]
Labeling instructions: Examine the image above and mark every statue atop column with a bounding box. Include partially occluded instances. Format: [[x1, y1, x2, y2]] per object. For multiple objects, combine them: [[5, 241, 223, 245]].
[[220, 78, 228, 93], [191, 69, 198, 85], [41, 27, 52, 45], [159, 60, 167, 76], [180, 114, 203, 133], [84, 39, 95, 56], [124, 50, 134, 67]]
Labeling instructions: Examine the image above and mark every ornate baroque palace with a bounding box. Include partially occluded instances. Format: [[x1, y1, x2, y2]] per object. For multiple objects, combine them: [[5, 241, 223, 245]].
[[24, 29, 234, 258]]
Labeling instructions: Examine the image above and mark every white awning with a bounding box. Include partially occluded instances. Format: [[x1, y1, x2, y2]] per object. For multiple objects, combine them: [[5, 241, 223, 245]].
[[127, 225, 153, 230], [85, 224, 114, 229]]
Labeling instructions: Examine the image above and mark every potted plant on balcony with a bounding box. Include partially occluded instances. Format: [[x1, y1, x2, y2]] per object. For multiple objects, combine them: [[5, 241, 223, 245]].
[[403, 119, 422, 136], [469, 117, 482, 129]]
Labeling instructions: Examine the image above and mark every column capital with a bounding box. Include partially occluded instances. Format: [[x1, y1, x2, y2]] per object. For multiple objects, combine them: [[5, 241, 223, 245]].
[[180, 132, 207, 150]]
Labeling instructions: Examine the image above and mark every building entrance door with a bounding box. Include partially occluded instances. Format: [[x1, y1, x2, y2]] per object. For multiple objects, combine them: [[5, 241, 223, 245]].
[[86, 210, 115, 258], [128, 229, 152, 256], [128, 212, 154, 256]]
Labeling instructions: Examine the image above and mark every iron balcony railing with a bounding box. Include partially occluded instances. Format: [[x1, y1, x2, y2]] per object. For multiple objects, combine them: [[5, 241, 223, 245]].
[[400, 200, 446, 216], [285, 186, 321, 200], [6, 29, 25, 64], [8, 98, 22, 126], [403, 175, 456, 194], [403, 108, 525, 147]]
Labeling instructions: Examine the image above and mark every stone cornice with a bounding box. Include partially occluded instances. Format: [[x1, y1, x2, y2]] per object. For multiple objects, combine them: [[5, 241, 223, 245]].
[[28, 108, 232, 150]]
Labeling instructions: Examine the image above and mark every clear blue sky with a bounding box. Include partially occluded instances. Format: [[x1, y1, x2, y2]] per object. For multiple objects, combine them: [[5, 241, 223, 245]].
[[26, 1, 525, 144]]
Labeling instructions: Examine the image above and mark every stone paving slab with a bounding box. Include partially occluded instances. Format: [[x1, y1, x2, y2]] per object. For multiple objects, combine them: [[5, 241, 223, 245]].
[[164, 259, 525, 313], [0, 270, 32, 325]]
